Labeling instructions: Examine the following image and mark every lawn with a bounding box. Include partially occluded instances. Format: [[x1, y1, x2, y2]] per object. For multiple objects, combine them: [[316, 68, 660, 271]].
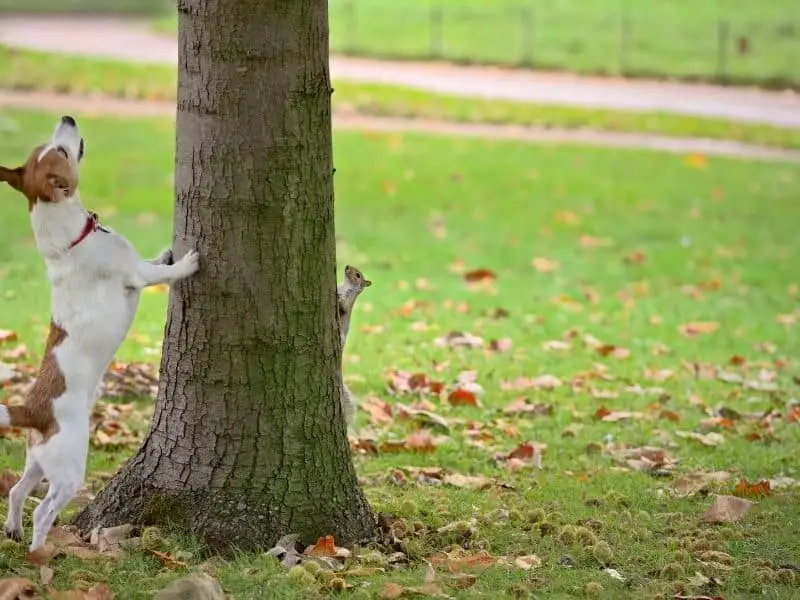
[[153, 0, 800, 87], [1, 108, 799, 599], [3, 45, 800, 152]]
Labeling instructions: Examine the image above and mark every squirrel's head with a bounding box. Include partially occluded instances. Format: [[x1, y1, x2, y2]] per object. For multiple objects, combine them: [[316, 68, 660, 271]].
[[344, 265, 372, 291]]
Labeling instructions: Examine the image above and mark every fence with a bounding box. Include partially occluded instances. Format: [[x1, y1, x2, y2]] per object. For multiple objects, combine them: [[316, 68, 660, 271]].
[[329, 2, 800, 89]]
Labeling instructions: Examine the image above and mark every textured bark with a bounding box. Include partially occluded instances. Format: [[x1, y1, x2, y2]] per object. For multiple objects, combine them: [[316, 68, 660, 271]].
[[74, 0, 376, 551]]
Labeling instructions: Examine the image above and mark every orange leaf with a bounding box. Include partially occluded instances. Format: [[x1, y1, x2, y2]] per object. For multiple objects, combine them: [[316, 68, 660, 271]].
[[685, 152, 708, 168], [734, 479, 771, 498], [406, 429, 437, 453], [308, 535, 336, 557], [0, 329, 18, 343], [146, 549, 187, 570], [594, 406, 612, 420], [463, 268, 496, 283], [595, 344, 630, 359], [787, 405, 800, 424], [729, 354, 747, 366], [0, 471, 20, 498], [447, 389, 479, 407], [381, 583, 404, 599], [678, 321, 719, 337], [660, 410, 681, 422], [361, 398, 393, 425], [531, 257, 559, 273]]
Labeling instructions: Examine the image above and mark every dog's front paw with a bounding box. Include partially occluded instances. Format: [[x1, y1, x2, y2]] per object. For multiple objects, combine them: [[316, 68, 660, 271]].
[[177, 249, 200, 277]]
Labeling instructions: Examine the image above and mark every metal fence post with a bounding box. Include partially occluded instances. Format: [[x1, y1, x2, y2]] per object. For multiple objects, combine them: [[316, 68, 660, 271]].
[[520, 7, 533, 66], [716, 19, 730, 81], [619, 13, 631, 74], [430, 6, 444, 59]]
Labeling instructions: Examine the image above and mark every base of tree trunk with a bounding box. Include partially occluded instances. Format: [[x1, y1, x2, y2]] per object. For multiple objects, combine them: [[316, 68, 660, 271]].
[[73, 452, 377, 553]]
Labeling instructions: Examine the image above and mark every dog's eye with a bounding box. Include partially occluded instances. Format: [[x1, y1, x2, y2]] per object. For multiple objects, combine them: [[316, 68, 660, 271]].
[[56, 146, 68, 159]]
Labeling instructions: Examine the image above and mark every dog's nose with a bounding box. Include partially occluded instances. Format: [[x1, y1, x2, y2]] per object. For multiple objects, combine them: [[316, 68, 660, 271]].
[[61, 115, 76, 127]]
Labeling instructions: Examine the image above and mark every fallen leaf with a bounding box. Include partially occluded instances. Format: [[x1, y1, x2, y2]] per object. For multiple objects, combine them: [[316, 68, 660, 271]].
[[50, 584, 115, 600], [463, 269, 496, 283], [676, 431, 725, 446], [679, 321, 719, 337], [442, 474, 492, 490], [503, 398, 552, 417], [406, 429, 438, 453], [685, 153, 708, 168], [623, 249, 646, 264], [2, 345, 27, 361], [734, 479, 771, 498], [307, 535, 336, 557], [447, 389, 479, 407], [0, 577, 37, 600], [501, 374, 561, 391], [532, 257, 559, 273], [671, 471, 731, 497], [146, 549, 188, 570], [91, 523, 134, 554], [429, 550, 495, 573], [487, 337, 513, 352], [0, 329, 18, 343], [381, 583, 404, 599], [701, 494, 754, 523], [595, 408, 644, 422], [38, 566, 53, 587], [0, 470, 20, 497], [362, 398, 394, 425], [433, 331, 484, 349], [514, 555, 542, 570]]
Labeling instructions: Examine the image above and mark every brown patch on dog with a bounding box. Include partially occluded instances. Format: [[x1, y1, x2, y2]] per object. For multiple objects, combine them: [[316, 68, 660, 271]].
[[0, 144, 77, 211], [2, 320, 67, 445]]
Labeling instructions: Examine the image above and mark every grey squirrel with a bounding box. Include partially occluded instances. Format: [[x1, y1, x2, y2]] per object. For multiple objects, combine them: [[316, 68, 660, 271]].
[[337, 265, 371, 425]]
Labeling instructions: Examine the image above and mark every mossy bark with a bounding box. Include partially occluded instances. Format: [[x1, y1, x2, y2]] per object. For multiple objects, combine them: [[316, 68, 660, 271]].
[[74, 0, 376, 552]]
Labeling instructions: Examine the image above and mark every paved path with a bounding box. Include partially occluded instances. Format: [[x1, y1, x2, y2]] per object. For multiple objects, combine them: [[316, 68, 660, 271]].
[[1, 89, 798, 163], [0, 16, 799, 128]]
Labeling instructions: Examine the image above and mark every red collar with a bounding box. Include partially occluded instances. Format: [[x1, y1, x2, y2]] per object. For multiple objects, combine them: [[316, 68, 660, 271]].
[[69, 212, 101, 249]]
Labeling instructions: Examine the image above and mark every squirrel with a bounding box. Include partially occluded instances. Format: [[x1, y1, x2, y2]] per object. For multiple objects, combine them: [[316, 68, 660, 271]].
[[337, 265, 371, 425]]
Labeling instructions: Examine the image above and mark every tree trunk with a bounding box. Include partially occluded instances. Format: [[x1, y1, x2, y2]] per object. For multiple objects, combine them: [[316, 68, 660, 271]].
[[74, 0, 376, 552]]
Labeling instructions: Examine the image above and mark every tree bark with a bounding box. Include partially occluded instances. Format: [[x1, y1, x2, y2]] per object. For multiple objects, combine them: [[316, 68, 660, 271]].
[[74, 0, 376, 552]]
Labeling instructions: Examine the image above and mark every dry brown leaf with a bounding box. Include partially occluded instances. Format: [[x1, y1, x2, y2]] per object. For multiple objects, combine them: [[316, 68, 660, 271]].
[[0, 470, 20, 497], [531, 257, 559, 273], [701, 494, 754, 523], [501, 374, 561, 391], [0, 577, 38, 600], [442, 474, 492, 491], [361, 398, 394, 425], [446, 389, 479, 407], [676, 431, 725, 446], [0, 329, 18, 344], [734, 479, 771, 498], [671, 471, 731, 497], [502, 397, 553, 417], [679, 321, 719, 337], [307, 535, 336, 557], [595, 407, 643, 422], [514, 555, 542, 570], [50, 584, 115, 600], [429, 550, 495, 573], [487, 337, 513, 353], [405, 429, 438, 453], [381, 583, 404, 599], [39, 566, 53, 587], [463, 269, 496, 283], [146, 550, 188, 570]]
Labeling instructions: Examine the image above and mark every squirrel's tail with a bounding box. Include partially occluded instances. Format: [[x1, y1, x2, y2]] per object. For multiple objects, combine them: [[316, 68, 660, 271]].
[[0, 405, 38, 429]]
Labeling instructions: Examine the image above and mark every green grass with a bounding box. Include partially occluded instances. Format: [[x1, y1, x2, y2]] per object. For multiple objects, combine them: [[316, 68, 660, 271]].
[[157, 0, 800, 88], [1, 109, 800, 599], [0, 0, 169, 14], [3, 45, 800, 151]]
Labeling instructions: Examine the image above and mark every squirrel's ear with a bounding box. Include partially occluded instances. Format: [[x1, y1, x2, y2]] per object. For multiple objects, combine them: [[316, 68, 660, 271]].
[[0, 166, 25, 192]]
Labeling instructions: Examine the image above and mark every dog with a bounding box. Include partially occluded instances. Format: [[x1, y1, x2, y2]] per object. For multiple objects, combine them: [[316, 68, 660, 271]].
[[0, 115, 200, 552]]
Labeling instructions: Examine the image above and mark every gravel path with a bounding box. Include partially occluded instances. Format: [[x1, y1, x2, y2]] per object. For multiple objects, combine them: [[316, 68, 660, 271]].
[[1, 89, 798, 163], [0, 16, 799, 128]]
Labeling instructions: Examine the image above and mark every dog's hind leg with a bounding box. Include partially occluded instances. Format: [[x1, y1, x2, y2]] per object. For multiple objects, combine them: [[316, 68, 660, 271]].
[[29, 477, 82, 553], [4, 457, 44, 541]]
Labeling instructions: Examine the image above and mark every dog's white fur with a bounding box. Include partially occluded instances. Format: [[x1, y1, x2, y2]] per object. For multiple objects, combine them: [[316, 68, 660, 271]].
[[0, 117, 199, 552]]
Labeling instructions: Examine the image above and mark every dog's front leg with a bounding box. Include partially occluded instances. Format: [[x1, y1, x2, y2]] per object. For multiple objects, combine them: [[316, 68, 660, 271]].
[[131, 249, 200, 289]]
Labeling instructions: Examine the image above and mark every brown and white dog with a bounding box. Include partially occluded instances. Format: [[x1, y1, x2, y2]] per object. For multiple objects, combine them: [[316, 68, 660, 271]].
[[0, 115, 199, 552]]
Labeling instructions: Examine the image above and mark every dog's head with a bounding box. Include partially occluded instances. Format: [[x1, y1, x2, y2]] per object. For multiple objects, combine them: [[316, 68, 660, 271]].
[[0, 115, 85, 210]]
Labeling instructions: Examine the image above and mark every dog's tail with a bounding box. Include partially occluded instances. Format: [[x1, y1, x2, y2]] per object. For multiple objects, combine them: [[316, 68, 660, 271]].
[[0, 405, 38, 429]]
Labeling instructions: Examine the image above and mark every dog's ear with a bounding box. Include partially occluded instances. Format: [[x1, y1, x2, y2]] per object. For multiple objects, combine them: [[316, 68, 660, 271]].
[[0, 166, 25, 192], [42, 174, 70, 202]]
